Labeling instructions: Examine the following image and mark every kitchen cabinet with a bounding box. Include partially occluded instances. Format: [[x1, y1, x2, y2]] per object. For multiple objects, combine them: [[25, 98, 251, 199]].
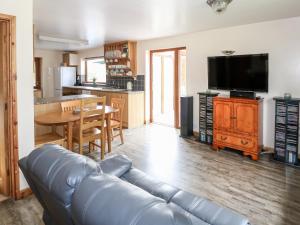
[[91, 90, 143, 128], [63, 53, 78, 67], [63, 87, 144, 128]]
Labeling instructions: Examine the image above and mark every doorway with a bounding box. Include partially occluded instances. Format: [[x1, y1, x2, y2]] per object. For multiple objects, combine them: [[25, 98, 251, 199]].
[[0, 13, 18, 200], [34, 57, 42, 90], [150, 47, 186, 128]]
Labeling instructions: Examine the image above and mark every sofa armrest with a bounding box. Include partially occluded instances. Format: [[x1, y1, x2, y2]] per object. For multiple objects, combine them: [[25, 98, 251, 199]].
[[18, 157, 28, 175], [99, 154, 132, 177]]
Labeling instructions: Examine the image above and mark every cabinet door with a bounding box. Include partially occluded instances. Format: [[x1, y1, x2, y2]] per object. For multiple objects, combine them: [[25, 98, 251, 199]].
[[234, 103, 257, 135], [69, 54, 78, 66], [214, 101, 232, 131]]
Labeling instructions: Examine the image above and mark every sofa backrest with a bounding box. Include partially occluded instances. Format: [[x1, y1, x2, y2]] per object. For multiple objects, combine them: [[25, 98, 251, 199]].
[[20, 145, 102, 225], [72, 174, 210, 225]]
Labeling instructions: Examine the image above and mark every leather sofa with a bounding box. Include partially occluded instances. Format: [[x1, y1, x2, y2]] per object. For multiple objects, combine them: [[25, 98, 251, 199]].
[[19, 144, 250, 225]]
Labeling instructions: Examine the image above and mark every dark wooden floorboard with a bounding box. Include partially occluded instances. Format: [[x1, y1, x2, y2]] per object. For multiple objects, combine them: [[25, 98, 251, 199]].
[[0, 124, 299, 225]]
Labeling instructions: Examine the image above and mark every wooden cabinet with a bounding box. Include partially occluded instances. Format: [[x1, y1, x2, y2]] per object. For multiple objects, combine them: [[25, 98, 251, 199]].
[[63, 88, 82, 95], [91, 91, 143, 128], [63, 53, 78, 66], [104, 41, 137, 77], [213, 97, 263, 160]]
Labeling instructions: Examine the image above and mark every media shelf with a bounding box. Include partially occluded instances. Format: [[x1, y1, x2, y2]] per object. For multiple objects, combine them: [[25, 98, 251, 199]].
[[273, 97, 300, 166], [198, 92, 219, 144]]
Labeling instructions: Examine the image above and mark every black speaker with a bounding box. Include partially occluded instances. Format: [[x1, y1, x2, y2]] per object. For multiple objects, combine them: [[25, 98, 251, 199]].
[[230, 90, 256, 99], [180, 96, 193, 137]]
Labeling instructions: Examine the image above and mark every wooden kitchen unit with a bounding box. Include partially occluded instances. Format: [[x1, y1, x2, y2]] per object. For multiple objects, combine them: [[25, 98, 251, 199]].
[[63, 87, 144, 128], [63, 52, 78, 67], [104, 41, 137, 76], [213, 97, 263, 160]]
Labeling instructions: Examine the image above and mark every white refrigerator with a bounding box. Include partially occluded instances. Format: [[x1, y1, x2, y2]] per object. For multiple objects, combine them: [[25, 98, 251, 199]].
[[54, 67, 76, 97]]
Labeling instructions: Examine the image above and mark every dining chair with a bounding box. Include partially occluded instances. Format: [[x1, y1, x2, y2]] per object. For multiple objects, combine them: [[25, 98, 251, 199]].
[[35, 132, 65, 149], [60, 100, 81, 146], [61, 100, 81, 112], [72, 97, 106, 159], [110, 97, 125, 144]]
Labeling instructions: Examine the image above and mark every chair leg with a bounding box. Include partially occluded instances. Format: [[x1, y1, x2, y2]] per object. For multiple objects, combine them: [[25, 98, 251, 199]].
[[119, 126, 124, 144], [101, 132, 106, 160], [88, 142, 91, 153], [79, 141, 83, 155]]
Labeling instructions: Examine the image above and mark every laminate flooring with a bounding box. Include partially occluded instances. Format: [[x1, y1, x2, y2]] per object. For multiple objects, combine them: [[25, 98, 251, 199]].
[[0, 124, 299, 225]]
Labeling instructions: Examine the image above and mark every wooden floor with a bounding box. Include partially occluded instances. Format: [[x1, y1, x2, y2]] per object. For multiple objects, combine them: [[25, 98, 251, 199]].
[[0, 124, 300, 225]]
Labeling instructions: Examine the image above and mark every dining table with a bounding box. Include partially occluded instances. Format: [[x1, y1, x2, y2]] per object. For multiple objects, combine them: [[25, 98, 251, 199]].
[[34, 105, 118, 154]]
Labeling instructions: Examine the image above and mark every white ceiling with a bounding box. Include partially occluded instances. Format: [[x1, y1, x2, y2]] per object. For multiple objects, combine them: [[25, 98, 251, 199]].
[[34, 0, 300, 51]]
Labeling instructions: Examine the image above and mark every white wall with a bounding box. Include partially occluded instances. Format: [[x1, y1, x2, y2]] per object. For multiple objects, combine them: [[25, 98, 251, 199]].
[[137, 17, 300, 149], [0, 0, 34, 190], [34, 49, 63, 97]]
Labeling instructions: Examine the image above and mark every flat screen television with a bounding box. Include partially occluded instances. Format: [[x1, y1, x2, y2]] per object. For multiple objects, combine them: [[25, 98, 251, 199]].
[[208, 54, 269, 92]]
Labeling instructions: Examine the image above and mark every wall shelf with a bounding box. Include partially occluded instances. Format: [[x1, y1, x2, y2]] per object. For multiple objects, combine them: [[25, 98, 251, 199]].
[[104, 41, 137, 77]]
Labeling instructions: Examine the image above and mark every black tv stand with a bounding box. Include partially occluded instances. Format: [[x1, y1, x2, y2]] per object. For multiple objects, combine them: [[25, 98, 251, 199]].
[[230, 90, 256, 99]]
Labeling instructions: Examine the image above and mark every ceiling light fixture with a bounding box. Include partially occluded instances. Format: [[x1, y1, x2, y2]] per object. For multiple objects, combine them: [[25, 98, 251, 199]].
[[38, 34, 89, 46], [207, 0, 233, 13]]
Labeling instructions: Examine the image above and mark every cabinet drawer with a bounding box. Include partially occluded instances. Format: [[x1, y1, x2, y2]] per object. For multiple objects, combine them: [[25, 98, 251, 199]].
[[216, 133, 255, 149]]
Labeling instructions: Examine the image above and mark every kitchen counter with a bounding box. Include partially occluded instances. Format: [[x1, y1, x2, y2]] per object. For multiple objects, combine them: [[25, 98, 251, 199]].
[[63, 86, 144, 94], [62, 86, 144, 128], [35, 94, 96, 105]]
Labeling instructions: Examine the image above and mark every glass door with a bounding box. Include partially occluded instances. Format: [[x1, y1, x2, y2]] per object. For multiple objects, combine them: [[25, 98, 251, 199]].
[[150, 48, 186, 128], [152, 51, 175, 126]]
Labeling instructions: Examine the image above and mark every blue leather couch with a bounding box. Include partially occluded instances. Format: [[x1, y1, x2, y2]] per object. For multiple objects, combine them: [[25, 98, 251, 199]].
[[19, 145, 250, 225]]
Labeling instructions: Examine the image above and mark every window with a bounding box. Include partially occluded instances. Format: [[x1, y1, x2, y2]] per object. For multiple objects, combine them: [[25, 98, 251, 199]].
[[85, 57, 106, 83]]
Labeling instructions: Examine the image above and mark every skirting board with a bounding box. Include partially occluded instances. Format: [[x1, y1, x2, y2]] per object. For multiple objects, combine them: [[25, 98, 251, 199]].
[[18, 188, 32, 199]]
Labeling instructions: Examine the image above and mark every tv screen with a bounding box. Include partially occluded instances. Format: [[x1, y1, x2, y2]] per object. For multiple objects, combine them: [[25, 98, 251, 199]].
[[208, 54, 269, 92]]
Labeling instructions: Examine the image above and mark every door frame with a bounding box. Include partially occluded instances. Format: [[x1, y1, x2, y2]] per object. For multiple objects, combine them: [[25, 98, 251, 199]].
[[0, 13, 19, 199], [34, 57, 42, 90], [150, 47, 186, 128]]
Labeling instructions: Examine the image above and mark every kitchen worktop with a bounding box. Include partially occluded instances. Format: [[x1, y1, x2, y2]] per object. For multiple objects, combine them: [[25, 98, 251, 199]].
[[63, 86, 144, 94], [34, 94, 97, 105]]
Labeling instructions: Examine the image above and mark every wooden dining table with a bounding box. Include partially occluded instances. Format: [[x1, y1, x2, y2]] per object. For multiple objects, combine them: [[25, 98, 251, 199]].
[[34, 105, 118, 154]]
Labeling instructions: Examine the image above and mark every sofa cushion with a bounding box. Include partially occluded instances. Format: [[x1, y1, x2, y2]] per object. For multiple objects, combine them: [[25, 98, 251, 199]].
[[168, 203, 210, 225], [72, 174, 208, 225], [171, 191, 249, 225], [121, 168, 180, 202], [99, 154, 132, 177]]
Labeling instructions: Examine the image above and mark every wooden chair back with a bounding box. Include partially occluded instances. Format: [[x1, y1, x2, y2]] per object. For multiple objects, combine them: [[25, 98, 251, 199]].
[[79, 97, 106, 135], [61, 100, 81, 112], [111, 97, 125, 123]]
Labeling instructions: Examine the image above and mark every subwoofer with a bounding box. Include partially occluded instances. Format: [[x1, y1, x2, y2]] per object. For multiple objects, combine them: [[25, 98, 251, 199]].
[[180, 96, 193, 137]]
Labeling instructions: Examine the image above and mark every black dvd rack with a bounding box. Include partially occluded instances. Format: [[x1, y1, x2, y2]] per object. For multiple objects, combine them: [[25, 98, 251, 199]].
[[273, 97, 300, 166], [198, 92, 219, 144]]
